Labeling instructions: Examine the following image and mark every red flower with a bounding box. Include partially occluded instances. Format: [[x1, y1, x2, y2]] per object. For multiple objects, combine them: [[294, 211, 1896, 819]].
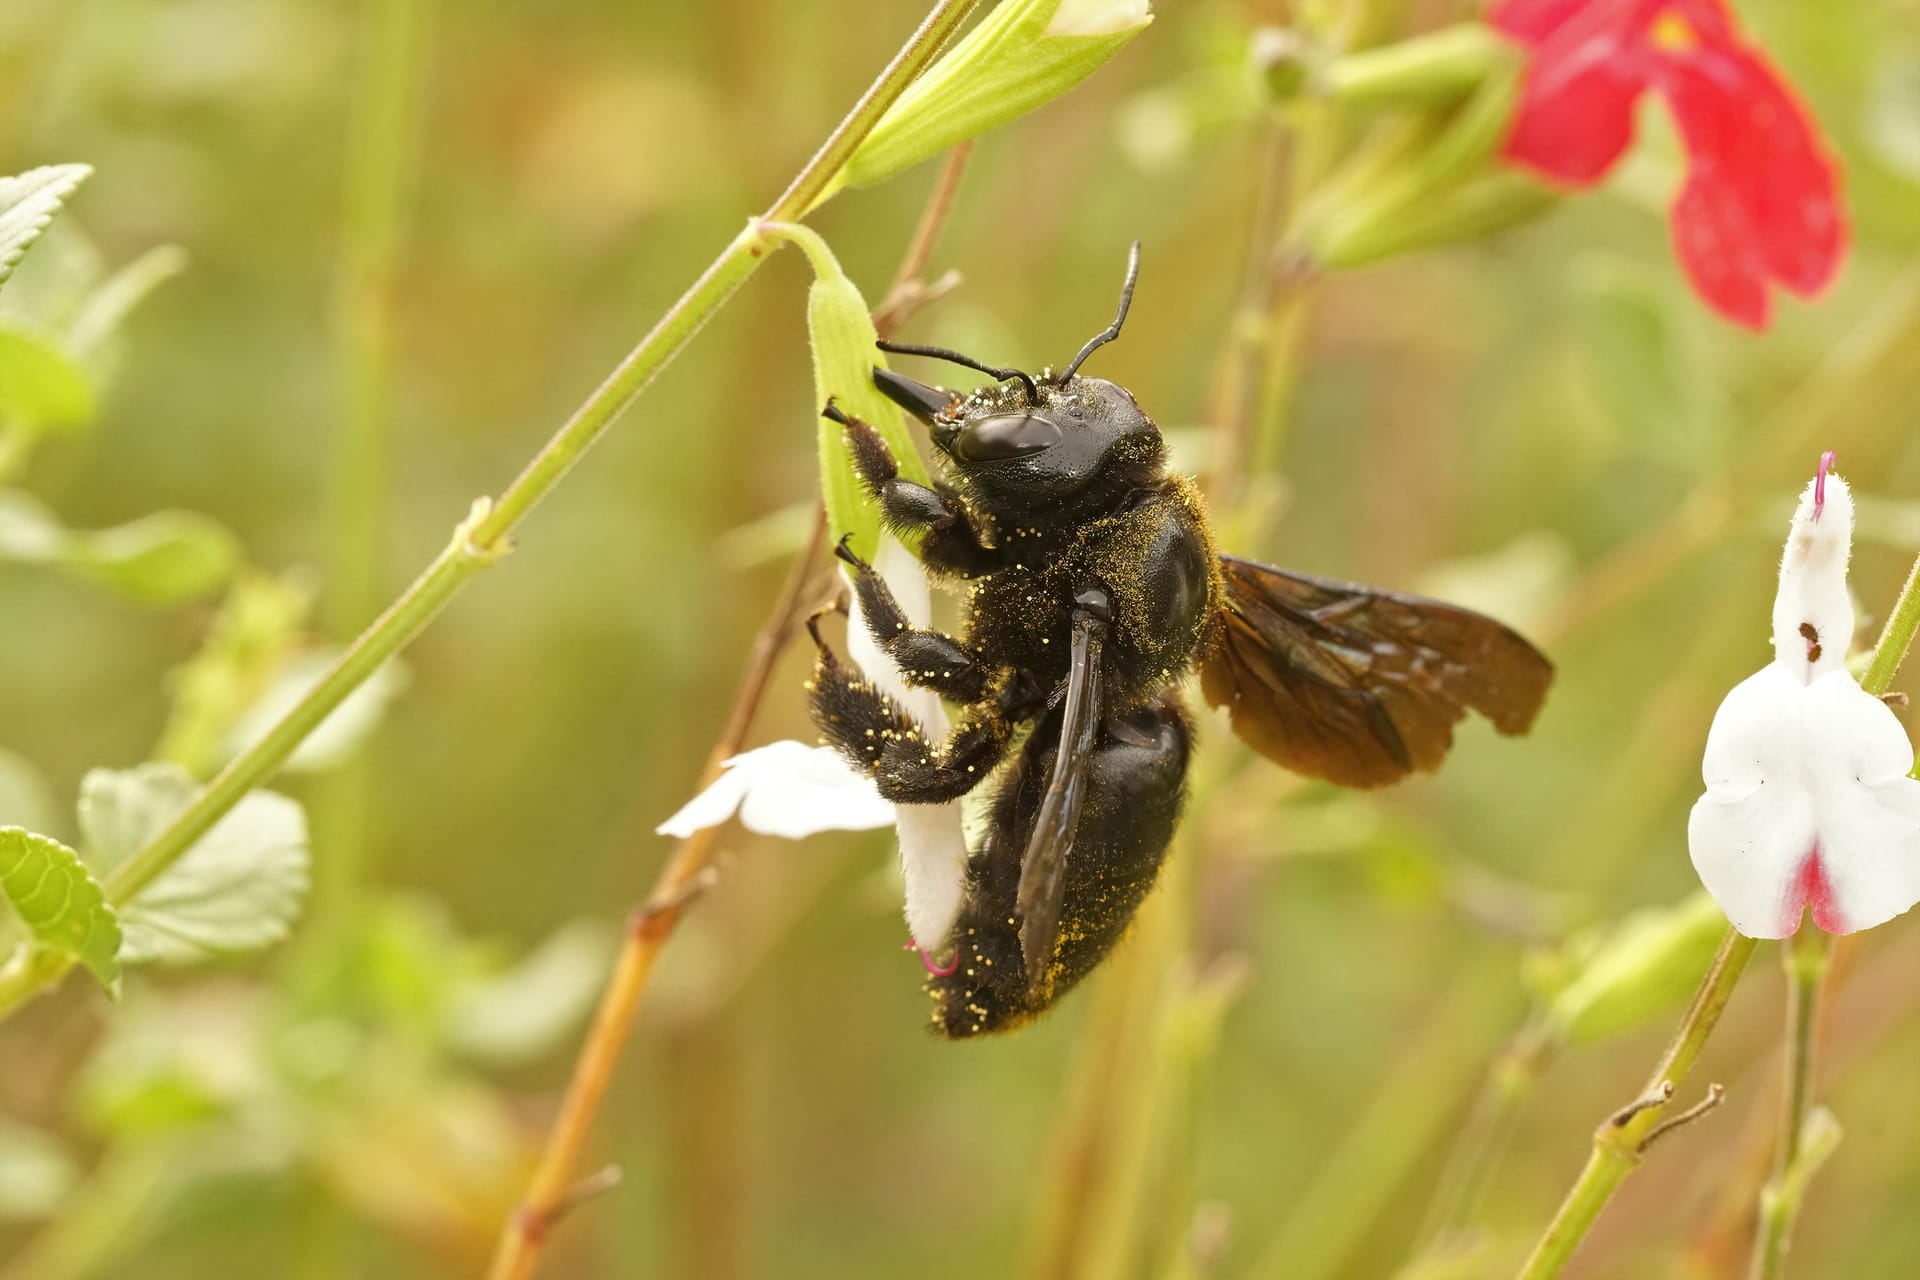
[[1491, 0, 1846, 329]]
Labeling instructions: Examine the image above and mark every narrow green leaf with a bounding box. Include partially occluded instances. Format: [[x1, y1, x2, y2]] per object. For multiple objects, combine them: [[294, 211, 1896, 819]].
[[0, 165, 91, 291], [0, 492, 237, 604], [66, 243, 190, 363], [80, 764, 309, 965], [0, 828, 121, 990], [65, 510, 240, 604], [444, 920, 618, 1065]]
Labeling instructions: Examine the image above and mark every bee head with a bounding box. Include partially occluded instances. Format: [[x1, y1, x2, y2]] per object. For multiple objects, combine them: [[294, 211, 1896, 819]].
[[870, 242, 1158, 502]]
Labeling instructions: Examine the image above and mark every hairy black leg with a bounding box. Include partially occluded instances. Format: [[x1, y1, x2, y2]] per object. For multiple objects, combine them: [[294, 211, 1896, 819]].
[[871, 704, 1013, 805], [808, 615, 1010, 803], [822, 401, 1004, 576], [806, 609, 933, 773], [832, 535, 993, 702]]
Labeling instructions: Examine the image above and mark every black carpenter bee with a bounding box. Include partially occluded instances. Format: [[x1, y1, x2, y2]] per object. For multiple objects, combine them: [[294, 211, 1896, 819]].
[[808, 245, 1553, 1038]]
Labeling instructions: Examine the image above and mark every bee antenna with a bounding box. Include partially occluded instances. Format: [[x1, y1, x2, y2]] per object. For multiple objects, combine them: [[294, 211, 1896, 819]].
[[1057, 240, 1141, 383], [875, 339, 1039, 400]]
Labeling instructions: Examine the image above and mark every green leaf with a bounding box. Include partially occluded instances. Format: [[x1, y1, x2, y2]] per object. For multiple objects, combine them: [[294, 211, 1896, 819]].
[[65, 510, 240, 604], [223, 650, 409, 773], [0, 165, 91, 291], [444, 920, 617, 1065], [1536, 892, 1727, 1044], [834, 0, 1152, 197], [154, 569, 315, 777], [66, 243, 189, 376], [0, 327, 94, 434], [0, 491, 238, 604], [80, 764, 309, 965], [76, 993, 258, 1138], [0, 827, 122, 990]]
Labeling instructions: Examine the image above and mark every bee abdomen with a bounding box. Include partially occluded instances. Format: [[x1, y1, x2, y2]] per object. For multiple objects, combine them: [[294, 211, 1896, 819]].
[[928, 694, 1192, 1038]]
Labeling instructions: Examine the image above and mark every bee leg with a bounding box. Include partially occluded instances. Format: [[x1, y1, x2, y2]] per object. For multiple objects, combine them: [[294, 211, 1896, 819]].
[[807, 621, 1009, 799], [872, 704, 1014, 804], [823, 402, 1004, 577], [806, 615, 932, 774], [834, 534, 992, 702]]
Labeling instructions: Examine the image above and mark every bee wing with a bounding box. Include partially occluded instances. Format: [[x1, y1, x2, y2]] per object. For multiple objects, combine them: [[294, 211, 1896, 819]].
[[1016, 609, 1105, 988], [1200, 555, 1552, 789]]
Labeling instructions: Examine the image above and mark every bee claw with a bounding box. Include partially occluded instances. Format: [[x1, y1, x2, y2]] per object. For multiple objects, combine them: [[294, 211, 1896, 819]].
[[832, 533, 869, 571]]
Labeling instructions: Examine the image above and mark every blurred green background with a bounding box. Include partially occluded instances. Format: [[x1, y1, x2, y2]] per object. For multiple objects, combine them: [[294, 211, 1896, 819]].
[[6, 0, 1920, 1277]]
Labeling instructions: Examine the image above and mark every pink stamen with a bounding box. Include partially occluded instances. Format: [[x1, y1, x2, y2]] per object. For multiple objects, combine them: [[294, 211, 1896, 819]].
[[1813, 449, 1835, 520], [917, 944, 960, 977]]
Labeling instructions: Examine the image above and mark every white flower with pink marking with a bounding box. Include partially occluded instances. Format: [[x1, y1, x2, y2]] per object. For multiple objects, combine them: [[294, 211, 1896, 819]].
[[1689, 453, 1920, 938], [657, 537, 969, 956]]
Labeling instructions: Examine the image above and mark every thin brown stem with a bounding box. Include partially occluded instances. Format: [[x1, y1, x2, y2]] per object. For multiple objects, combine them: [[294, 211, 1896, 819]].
[[1747, 931, 1834, 1280], [485, 508, 827, 1280], [874, 142, 972, 334]]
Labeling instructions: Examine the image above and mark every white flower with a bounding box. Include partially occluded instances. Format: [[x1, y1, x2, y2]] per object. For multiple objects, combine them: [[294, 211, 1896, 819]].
[[655, 740, 894, 840], [842, 536, 971, 951], [1688, 456, 1920, 938], [656, 537, 970, 951]]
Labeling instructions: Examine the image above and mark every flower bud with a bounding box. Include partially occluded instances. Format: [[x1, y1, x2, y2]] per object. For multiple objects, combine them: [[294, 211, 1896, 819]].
[[831, 0, 1153, 199], [1312, 170, 1555, 269], [1250, 27, 1314, 103], [759, 221, 931, 562], [1322, 24, 1511, 110], [1536, 892, 1728, 1044]]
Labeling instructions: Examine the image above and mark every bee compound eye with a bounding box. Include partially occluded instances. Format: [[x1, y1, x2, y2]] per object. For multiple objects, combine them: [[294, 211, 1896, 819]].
[[953, 412, 1063, 461]]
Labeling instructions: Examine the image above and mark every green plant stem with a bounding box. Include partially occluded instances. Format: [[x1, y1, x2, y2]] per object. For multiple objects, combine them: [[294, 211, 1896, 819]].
[[1862, 550, 1920, 697], [1748, 931, 1832, 1280], [1513, 927, 1757, 1280], [0, 0, 980, 1023], [328, 0, 426, 638], [316, 0, 430, 926]]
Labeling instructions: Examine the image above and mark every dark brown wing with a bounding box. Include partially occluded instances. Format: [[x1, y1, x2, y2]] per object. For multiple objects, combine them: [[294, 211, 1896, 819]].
[[1200, 555, 1552, 789], [1016, 608, 1103, 987]]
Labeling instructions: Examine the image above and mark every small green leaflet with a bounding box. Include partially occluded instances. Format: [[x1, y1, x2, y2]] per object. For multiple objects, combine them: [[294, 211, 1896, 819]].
[[0, 166, 91, 292], [79, 764, 309, 965], [0, 828, 122, 990], [0, 491, 238, 605]]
